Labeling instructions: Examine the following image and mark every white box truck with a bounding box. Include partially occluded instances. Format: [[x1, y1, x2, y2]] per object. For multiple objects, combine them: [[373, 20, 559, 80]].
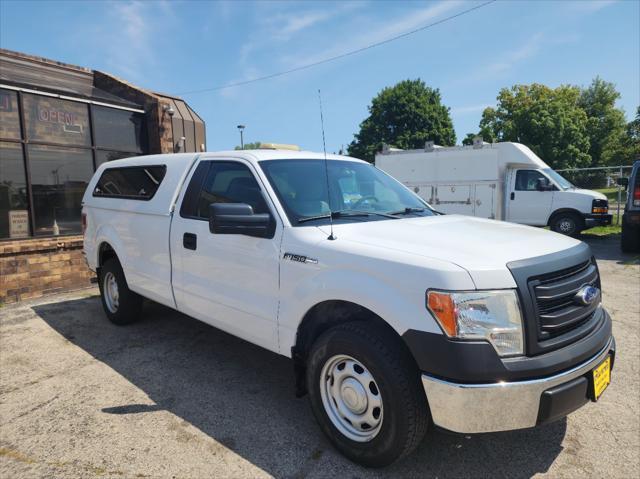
[[375, 141, 612, 235]]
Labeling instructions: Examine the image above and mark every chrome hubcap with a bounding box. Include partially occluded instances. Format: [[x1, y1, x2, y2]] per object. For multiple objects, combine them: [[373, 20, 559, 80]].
[[320, 355, 383, 442], [559, 219, 574, 233], [103, 272, 119, 313]]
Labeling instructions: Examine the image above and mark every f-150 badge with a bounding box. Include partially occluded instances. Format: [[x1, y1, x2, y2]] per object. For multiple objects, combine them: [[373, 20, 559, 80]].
[[283, 252, 318, 264]]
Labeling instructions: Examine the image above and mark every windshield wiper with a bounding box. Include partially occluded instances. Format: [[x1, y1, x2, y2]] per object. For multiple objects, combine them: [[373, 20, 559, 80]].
[[387, 207, 426, 216], [298, 210, 399, 224]]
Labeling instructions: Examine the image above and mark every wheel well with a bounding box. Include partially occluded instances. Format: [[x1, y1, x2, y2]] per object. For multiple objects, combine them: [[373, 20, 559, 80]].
[[547, 208, 584, 226], [98, 242, 117, 269], [291, 300, 408, 397]]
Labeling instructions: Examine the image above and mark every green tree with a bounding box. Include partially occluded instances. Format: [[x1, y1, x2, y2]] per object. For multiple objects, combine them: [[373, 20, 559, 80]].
[[617, 106, 640, 164], [476, 84, 591, 170], [348, 79, 456, 162], [578, 77, 628, 166], [234, 141, 262, 150]]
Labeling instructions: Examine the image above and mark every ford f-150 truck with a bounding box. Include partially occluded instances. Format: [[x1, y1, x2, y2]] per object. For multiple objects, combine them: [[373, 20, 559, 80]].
[[82, 148, 615, 467]]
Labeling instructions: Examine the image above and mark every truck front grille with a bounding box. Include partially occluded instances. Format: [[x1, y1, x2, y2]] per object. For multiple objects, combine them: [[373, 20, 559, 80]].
[[507, 243, 603, 356], [529, 259, 600, 340]]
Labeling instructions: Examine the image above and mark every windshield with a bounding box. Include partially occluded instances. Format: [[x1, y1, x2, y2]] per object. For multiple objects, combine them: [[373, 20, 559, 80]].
[[543, 168, 574, 190], [259, 159, 434, 225]]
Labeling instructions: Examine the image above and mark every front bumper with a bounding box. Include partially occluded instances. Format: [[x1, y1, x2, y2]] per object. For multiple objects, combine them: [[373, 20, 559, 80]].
[[585, 213, 612, 227], [421, 336, 615, 434]]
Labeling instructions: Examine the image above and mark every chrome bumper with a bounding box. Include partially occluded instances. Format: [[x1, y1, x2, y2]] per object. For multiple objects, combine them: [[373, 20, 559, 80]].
[[421, 338, 613, 434]]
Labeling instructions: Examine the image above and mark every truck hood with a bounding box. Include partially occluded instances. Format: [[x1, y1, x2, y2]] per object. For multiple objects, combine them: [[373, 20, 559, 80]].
[[321, 215, 581, 289], [565, 188, 607, 200]]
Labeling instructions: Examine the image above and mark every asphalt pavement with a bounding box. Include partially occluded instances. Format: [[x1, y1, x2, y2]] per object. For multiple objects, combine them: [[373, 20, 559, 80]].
[[1, 235, 638, 478]]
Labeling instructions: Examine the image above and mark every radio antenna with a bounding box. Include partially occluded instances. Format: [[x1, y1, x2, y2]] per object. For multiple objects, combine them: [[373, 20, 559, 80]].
[[318, 89, 336, 240]]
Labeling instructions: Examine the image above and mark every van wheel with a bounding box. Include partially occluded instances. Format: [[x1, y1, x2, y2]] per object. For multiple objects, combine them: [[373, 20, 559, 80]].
[[551, 213, 583, 236], [621, 224, 640, 253], [306, 322, 428, 467], [98, 258, 142, 325]]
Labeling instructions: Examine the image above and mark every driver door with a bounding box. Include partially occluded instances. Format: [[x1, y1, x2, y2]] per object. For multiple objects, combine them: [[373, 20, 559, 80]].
[[169, 159, 282, 353], [506, 169, 554, 225]]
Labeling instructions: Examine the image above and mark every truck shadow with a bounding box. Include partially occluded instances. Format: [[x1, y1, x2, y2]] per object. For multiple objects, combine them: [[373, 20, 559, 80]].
[[579, 234, 639, 264], [34, 298, 566, 478]]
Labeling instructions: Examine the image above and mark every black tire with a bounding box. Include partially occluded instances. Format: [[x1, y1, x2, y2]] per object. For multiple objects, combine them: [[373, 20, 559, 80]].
[[550, 212, 583, 236], [306, 321, 428, 467], [98, 258, 143, 325], [621, 223, 640, 253]]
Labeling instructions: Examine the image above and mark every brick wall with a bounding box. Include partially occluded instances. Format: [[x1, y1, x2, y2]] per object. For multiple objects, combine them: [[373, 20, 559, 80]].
[[0, 235, 95, 304]]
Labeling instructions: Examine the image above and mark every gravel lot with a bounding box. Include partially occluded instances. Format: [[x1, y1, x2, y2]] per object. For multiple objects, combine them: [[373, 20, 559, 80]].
[[1, 236, 638, 479]]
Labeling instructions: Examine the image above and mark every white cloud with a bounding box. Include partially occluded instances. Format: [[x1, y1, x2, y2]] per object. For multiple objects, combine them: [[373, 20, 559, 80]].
[[96, 0, 175, 82], [272, 10, 336, 39], [465, 32, 545, 81], [451, 104, 491, 115], [281, 1, 463, 69], [238, 2, 365, 64], [566, 0, 618, 14]]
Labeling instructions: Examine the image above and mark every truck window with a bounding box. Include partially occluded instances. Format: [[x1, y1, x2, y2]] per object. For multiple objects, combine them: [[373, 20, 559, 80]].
[[260, 159, 431, 224], [515, 170, 546, 191], [183, 161, 269, 219], [93, 165, 166, 200]]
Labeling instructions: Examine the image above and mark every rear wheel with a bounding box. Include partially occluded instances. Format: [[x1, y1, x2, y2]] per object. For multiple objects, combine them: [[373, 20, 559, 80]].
[[550, 212, 583, 236], [98, 258, 143, 325], [306, 322, 428, 467]]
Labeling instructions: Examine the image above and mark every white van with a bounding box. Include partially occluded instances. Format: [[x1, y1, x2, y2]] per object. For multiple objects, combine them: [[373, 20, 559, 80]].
[[375, 141, 612, 235]]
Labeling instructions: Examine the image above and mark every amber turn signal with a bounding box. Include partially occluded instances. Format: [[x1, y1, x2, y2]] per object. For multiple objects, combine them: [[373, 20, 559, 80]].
[[427, 291, 458, 336]]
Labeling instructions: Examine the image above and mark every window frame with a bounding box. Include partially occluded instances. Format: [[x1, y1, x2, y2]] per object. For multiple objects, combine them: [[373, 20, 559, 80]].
[[21, 93, 93, 148], [0, 88, 151, 240], [0, 140, 30, 239], [91, 105, 147, 154], [92, 164, 167, 201], [259, 158, 432, 226], [179, 159, 276, 223], [515, 169, 547, 192]]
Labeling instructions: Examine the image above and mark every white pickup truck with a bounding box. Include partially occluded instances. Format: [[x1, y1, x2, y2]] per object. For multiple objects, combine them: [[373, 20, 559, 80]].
[[82, 148, 615, 467]]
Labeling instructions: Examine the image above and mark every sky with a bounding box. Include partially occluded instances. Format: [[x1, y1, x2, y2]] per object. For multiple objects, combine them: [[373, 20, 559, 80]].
[[1, 0, 638, 153]]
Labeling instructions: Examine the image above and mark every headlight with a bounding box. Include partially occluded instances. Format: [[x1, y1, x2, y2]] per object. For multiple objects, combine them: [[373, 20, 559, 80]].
[[427, 290, 524, 357]]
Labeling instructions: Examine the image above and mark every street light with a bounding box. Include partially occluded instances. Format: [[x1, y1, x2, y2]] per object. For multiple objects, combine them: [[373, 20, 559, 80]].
[[237, 124, 245, 149]]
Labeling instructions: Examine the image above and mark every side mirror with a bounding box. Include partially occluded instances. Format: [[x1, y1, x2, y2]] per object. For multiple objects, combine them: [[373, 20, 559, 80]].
[[536, 177, 553, 191], [209, 203, 274, 238], [616, 177, 629, 187]]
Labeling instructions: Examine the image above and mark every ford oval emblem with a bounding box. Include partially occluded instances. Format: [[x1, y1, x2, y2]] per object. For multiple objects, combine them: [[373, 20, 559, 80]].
[[575, 285, 599, 306]]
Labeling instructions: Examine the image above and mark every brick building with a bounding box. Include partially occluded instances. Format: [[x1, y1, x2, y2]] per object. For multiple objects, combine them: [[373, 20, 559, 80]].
[[0, 49, 206, 303]]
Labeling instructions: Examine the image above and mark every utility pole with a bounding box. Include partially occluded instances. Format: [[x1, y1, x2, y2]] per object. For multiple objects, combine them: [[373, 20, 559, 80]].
[[237, 124, 245, 149]]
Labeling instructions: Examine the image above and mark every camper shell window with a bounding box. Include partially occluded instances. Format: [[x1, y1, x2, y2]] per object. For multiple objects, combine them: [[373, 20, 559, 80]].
[[93, 165, 166, 200]]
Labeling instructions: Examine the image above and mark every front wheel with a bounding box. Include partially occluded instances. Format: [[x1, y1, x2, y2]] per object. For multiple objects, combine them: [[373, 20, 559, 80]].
[[306, 322, 428, 467], [550, 213, 583, 236]]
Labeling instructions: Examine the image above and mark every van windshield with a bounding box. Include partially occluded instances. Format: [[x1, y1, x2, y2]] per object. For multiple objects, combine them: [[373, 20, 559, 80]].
[[543, 168, 574, 190], [259, 159, 434, 225]]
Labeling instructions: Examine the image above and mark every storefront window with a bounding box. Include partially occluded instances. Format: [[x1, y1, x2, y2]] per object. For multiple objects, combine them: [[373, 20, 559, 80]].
[[95, 150, 137, 168], [0, 89, 22, 140], [28, 145, 93, 236], [93, 106, 145, 153], [22, 94, 91, 147], [0, 142, 29, 238], [1, 89, 155, 240]]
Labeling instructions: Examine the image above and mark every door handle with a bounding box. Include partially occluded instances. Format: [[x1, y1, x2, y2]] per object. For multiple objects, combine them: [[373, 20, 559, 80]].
[[510, 192, 515, 200], [183, 232, 197, 250]]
